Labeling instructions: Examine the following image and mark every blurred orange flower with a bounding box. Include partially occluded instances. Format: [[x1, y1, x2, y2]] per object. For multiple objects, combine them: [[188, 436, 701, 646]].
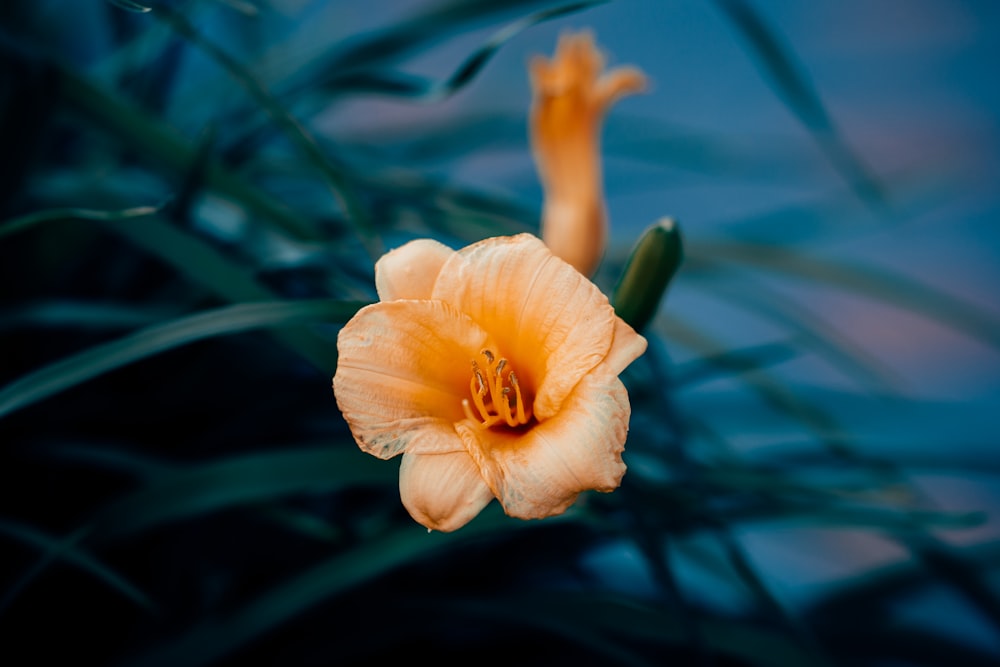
[[333, 234, 646, 531], [530, 30, 647, 276]]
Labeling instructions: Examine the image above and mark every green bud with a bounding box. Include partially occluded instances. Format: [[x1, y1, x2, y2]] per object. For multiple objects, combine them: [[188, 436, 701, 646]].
[[611, 217, 684, 333]]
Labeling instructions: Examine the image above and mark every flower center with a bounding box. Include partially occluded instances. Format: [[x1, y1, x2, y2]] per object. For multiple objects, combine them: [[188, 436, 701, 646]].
[[461, 348, 532, 429]]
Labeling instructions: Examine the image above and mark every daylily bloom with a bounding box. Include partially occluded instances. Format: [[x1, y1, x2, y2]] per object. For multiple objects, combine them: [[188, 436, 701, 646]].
[[530, 30, 647, 277], [333, 234, 647, 531]]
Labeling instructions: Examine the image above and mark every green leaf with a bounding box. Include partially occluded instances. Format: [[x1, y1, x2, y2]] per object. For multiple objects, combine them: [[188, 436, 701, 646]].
[[903, 532, 1000, 634], [0, 300, 181, 331], [54, 64, 319, 240], [89, 447, 393, 542], [432, 591, 824, 667], [103, 216, 350, 370], [712, 0, 884, 208], [807, 541, 1000, 626], [697, 277, 902, 390], [660, 313, 851, 457], [0, 300, 362, 420], [0, 203, 163, 241], [283, 0, 592, 92], [671, 339, 800, 388], [0, 520, 155, 613], [323, 1, 607, 102], [106, 0, 152, 12], [213, 0, 258, 16], [150, 4, 380, 258], [119, 508, 540, 667], [3, 203, 349, 371], [691, 239, 1000, 356]]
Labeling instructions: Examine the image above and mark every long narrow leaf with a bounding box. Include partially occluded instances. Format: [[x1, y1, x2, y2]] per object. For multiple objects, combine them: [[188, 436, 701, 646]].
[[323, 1, 606, 102], [0, 203, 161, 240], [0, 300, 361, 420], [0, 300, 182, 331], [55, 64, 318, 239], [432, 591, 823, 667], [660, 312, 852, 457], [89, 447, 393, 542], [150, 4, 380, 258], [695, 277, 902, 390], [2, 204, 347, 370], [712, 0, 884, 206], [119, 508, 538, 667], [278, 0, 564, 94], [691, 239, 1000, 355], [0, 520, 154, 613]]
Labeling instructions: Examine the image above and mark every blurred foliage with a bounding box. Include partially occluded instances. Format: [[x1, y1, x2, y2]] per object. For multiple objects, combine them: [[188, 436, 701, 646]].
[[2, 1, 999, 666]]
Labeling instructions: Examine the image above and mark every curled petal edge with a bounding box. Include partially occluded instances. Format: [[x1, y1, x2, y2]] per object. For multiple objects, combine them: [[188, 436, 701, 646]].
[[375, 238, 455, 302], [399, 451, 495, 532]]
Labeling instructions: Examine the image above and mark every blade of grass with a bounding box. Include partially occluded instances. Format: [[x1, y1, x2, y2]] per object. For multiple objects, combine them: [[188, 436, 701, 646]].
[[213, 0, 258, 17], [117, 507, 540, 667], [660, 312, 854, 458], [412, 594, 659, 667], [323, 1, 606, 103], [106, 0, 152, 12], [0, 299, 362, 420], [671, 339, 800, 388], [691, 239, 1000, 355], [150, 4, 380, 258], [439, 591, 823, 667], [619, 502, 711, 664], [806, 541, 1000, 625], [706, 519, 836, 667], [54, 62, 319, 240], [695, 277, 903, 390], [3, 204, 353, 371], [88, 447, 393, 542], [712, 0, 884, 208], [42, 442, 175, 478], [99, 215, 352, 371], [895, 526, 1000, 634], [277, 0, 573, 96], [0, 202, 164, 240], [0, 521, 154, 614], [0, 300, 184, 331]]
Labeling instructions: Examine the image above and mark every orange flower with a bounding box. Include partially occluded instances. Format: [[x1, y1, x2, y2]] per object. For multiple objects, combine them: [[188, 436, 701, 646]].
[[333, 234, 647, 531], [530, 30, 647, 277]]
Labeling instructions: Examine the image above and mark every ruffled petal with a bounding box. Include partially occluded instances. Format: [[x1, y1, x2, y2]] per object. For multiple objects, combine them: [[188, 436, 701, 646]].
[[457, 372, 630, 520], [432, 234, 617, 420], [375, 238, 454, 302], [399, 451, 495, 532], [333, 300, 491, 459], [603, 317, 648, 376]]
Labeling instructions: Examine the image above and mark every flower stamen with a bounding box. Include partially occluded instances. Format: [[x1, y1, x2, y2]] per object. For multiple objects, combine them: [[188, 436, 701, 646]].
[[462, 349, 532, 429]]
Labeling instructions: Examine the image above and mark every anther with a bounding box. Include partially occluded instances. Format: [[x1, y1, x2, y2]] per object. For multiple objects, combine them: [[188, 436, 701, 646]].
[[463, 351, 531, 429]]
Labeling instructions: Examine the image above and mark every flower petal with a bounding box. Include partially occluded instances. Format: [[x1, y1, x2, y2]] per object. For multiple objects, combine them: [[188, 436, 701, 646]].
[[399, 451, 495, 532], [594, 66, 647, 110], [333, 300, 490, 459], [604, 317, 647, 376], [375, 238, 454, 302], [457, 371, 630, 520], [432, 234, 617, 420]]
